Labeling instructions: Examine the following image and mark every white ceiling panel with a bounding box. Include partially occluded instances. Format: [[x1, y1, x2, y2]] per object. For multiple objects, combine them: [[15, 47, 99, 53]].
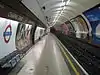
[[22, 0, 100, 27]]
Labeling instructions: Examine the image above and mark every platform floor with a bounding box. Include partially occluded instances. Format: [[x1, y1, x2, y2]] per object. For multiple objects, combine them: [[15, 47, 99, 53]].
[[9, 33, 71, 75]]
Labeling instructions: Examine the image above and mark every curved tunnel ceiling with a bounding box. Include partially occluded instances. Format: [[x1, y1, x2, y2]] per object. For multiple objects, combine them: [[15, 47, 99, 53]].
[[37, 0, 100, 27]]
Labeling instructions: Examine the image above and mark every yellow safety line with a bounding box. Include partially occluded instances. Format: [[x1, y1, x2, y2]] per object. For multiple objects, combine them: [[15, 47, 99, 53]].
[[57, 41, 80, 75]]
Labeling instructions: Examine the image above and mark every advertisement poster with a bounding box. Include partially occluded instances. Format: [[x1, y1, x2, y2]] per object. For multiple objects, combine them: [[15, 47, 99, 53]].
[[0, 17, 33, 59], [60, 23, 69, 35], [0, 17, 18, 59], [34, 27, 45, 41], [75, 15, 89, 39], [25, 24, 32, 44], [65, 21, 75, 33], [16, 23, 26, 50], [16, 23, 32, 50], [70, 19, 81, 38], [83, 5, 100, 44], [75, 16, 89, 33]]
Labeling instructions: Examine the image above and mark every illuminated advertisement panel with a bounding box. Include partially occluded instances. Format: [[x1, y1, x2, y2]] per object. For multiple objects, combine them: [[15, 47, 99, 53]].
[[83, 4, 100, 44]]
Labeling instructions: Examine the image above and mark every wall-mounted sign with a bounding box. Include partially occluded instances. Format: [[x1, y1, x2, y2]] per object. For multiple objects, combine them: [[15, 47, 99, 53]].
[[0, 17, 18, 59], [3, 24, 12, 43]]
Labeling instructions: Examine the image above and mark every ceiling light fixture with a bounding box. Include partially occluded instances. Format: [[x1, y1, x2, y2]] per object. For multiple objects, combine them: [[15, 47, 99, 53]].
[[52, 0, 70, 26]]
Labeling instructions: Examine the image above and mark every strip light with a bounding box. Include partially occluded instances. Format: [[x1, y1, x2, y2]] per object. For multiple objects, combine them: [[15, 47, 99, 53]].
[[52, 0, 70, 26]]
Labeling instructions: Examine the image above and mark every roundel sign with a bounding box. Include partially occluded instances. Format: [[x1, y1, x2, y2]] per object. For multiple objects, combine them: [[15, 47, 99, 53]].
[[3, 25, 12, 43]]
